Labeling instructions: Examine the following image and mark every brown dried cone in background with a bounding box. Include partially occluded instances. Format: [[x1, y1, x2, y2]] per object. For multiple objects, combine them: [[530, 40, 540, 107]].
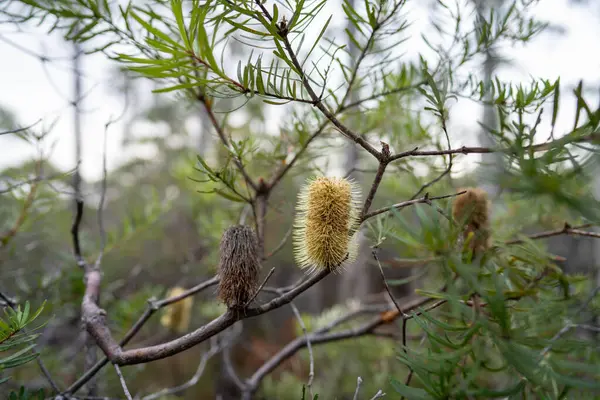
[[217, 225, 260, 309], [452, 187, 492, 255]]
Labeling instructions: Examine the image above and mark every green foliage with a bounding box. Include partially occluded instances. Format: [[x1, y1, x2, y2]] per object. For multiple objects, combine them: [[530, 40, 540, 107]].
[[7, 387, 45, 400], [300, 384, 318, 400], [374, 203, 600, 398], [0, 301, 46, 384]]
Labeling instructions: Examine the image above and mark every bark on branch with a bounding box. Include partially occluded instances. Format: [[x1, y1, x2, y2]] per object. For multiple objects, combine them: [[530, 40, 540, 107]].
[[81, 269, 330, 366]]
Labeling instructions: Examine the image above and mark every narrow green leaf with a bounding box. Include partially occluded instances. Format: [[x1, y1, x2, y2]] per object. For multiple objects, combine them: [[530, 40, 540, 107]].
[[21, 302, 30, 327], [390, 378, 435, 400], [152, 82, 200, 93], [255, 58, 265, 94], [131, 10, 184, 50], [224, 18, 269, 36], [305, 15, 332, 63], [0, 344, 36, 365], [171, 0, 192, 50], [263, 99, 291, 105], [196, 7, 221, 74], [271, 3, 279, 28], [288, 0, 305, 29], [214, 189, 245, 203]]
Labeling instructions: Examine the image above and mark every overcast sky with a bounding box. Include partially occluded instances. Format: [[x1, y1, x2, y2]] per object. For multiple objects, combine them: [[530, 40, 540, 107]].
[[1, 0, 599, 181]]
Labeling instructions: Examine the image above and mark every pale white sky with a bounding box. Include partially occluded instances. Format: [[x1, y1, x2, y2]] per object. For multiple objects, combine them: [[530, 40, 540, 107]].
[[0, 0, 599, 181]]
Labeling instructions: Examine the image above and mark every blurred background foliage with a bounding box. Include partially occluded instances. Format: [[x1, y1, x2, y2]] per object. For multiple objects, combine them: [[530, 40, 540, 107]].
[[0, 0, 599, 399]]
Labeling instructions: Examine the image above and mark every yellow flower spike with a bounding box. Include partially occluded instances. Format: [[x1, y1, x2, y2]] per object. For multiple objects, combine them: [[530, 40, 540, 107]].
[[293, 176, 362, 274], [160, 286, 194, 334]]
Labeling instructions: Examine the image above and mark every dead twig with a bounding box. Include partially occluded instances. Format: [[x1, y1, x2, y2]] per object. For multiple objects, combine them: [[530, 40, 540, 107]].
[[0, 119, 41, 136], [353, 376, 363, 400], [245, 267, 276, 307], [114, 364, 132, 400], [505, 223, 594, 245], [371, 249, 405, 317], [264, 225, 292, 260], [539, 286, 600, 359], [288, 297, 314, 398], [362, 191, 464, 222]]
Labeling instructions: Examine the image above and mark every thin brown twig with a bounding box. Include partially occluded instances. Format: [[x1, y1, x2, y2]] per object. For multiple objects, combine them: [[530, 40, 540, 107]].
[[370, 389, 386, 399], [362, 191, 464, 221], [245, 267, 276, 307], [372, 249, 405, 317], [411, 115, 453, 200], [267, 120, 329, 190], [353, 376, 363, 400], [401, 370, 414, 399], [361, 157, 389, 219], [264, 225, 293, 260], [287, 298, 314, 397], [343, 167, 380, 180], [539, 286, 600, 359], [202, 100, 257, 191], [389, 131, 600, 162], [0, 168, 76, 195], [562, 228, 600, 239], [70, 196, 86, 269], [0, 119, 41, 136], [505, 223, 594, 245], [373, 246, 412, 398], [114, 364, 132, 400], [222, 324, 247, 392], [340, 82, 426, 112]]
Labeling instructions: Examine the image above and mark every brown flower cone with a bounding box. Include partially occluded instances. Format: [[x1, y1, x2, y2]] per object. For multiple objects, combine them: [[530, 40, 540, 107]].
[[452, 187, 491, 255], [217, 225, 260, 309]]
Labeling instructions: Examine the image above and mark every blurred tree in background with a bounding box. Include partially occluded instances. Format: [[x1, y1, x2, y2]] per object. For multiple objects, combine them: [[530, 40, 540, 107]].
[[0, 0, 599, 399]]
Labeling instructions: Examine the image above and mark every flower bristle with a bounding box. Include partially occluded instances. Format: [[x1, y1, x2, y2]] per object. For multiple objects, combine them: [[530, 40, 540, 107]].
[[217, 225, 260, 309], [293, 176, 362, 274]]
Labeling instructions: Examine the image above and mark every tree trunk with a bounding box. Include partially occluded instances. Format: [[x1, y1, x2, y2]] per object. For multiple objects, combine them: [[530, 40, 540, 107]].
[[336, 0, 381, 306]]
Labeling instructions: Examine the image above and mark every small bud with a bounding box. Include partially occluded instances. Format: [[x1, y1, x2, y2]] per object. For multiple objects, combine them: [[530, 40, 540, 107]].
[[452, 187, 491, 254], [293, 176, 362, 274], [217, 225, 260, 309], [160, 287, 194, 334]]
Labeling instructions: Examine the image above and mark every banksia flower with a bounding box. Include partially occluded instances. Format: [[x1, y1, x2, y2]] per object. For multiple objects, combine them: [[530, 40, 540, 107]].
[[293, 176, 362, 274], [452, 187, 491, 254], [217, 225, 260, 309], [160, 287, 194, 334]]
